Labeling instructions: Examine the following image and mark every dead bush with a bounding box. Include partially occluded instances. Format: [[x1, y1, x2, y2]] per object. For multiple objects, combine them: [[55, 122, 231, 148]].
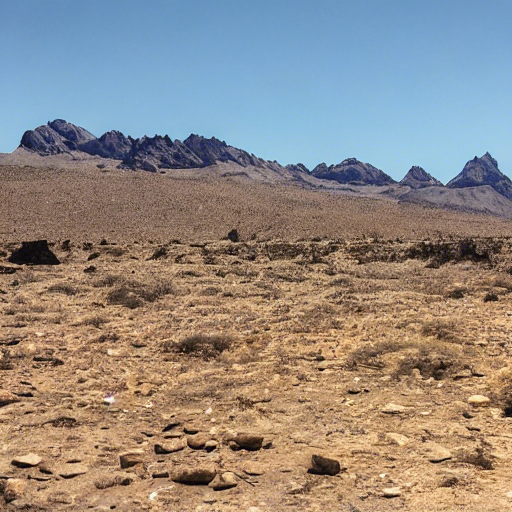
[[458, 443, 494, 470], [82, 315, 109, 328], [444, 287, 466, 299], [421, 320, 461, 343], [105, 278, 175, 308], [174, 334, 234, 360], [47, 283, 79, 296], [347, 340, 406, 369], [0, 349, 13, 370], [393, 344, 463, 380]]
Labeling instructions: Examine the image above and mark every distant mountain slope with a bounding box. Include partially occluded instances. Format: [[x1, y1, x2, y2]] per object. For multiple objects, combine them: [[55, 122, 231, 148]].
[[398, 185, 512, 218], [312, 158, 396, 186], [400, 166, 443, 189], [447, 152, 512, 200]]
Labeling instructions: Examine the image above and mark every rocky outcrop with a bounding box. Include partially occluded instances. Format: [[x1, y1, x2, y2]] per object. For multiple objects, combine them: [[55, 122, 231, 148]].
[[400, 166, 443, 189], [78, 130, 134, 159], [119, 135, 204, 172], [285, 163, 309, 174], [183, 134, 259, 167], [312, 158, 396, 186], [20, 120, 96, 155], [447, 153, 512, 200]]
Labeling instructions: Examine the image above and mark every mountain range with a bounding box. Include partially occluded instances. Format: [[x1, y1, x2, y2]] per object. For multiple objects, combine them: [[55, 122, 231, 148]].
[[6, 119, 512, 218]]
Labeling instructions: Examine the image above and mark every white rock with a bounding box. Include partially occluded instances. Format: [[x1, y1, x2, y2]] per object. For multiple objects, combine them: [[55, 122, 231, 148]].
[[381, 403, 407, 414], [468, 395, 490, 407], [383, 486, 401, 498]]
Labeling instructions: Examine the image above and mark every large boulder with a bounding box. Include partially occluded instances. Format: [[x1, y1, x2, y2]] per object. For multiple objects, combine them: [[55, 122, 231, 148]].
[[8, 241, 60, 265]]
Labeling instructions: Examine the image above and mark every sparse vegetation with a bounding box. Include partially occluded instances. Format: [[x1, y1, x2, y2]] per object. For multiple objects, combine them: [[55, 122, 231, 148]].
[[173, 333, 234, 360], [421, 319, 461, 343], [47, 282, 79, 295]]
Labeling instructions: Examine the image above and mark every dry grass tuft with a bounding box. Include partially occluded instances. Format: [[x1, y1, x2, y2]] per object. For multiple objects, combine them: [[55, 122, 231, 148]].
[[421, 320, 461, 343], [173, 333, 234, 360], [47, 283, 79, 296]]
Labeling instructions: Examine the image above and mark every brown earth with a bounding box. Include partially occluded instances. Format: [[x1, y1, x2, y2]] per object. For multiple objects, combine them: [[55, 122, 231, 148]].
[[1, 163, 512, 511]]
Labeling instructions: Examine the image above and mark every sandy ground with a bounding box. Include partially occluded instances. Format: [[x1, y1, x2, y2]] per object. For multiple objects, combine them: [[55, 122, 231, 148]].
[[1, 164, 512, 511]]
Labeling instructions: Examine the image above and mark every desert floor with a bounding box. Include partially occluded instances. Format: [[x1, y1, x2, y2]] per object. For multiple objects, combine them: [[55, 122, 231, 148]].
[[1, 165, 512, 511]]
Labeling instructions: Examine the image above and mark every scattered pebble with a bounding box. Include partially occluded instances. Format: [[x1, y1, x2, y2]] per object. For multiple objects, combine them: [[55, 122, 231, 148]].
[[233, 433, 264, 450], [381, 403, 407, 414]]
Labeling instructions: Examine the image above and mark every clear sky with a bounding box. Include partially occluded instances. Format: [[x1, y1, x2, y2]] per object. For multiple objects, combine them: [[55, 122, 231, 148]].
[[1, 0, 510, 183]]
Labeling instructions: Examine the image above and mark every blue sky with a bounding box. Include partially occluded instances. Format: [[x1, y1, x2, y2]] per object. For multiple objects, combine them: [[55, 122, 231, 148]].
[[1, 0, 510, 183]]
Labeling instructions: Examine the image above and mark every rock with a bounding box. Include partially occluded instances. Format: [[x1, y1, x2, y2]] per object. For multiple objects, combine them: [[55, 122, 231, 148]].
[[8, 240, 60, 265], [208, 471, 237, 490], [119, 449, 144, 469], [381, 403, 407, 414], [423, 442, 452, 463], [187, 433, 211, 449], [233, 433, 264, 450], [386, 433, 410, 446], [383, 486, 401, 498], [468, 395, 490, 407], [94, 472, 133, 489], [171, 464, 217, 485], [308, 455, 341, 476], [205, 440, 218, 452], [227, 229, 239, 243], [241, 462, 265, 476], [3, 478, 26, 502], [11, 453, 42, 468], [183, 423, 201, 434], [58, 464, 88, 478], [0, 389, 20, 407], [154, 438, 187, 454]]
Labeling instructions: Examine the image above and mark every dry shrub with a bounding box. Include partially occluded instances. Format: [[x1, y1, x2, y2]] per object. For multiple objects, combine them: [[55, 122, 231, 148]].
[[47, 283, 79, 296], [347, 340, 406, 369], [82, 315, 109, 328], [444, 287, 466, 299], [174, 333, 234, 360], [492, 276, 512, 291], [92, 274, 124, 288], [421, 319, 461, 343], [104, 278, 175, 308], [106, 247, 127, 257], [0, 349, 13, 370], [458, 442, 494, 470], [393, 343, 464, 380]]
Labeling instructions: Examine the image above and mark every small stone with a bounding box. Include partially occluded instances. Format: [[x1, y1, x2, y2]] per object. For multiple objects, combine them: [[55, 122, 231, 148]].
[[11, 453, 42, 468], [291, 377, 301, 386], [505, 491, 512, 499], [154, 438, 187, 453], [0, 390, 20, 407], [187, 433, 211, 449], [205, 440, 218, 452], [309, 454, 341, 476], [382, 403, 407, 414], [208, 471, 237, 490], [423, 442, 452, 463], [171, 464, 217, 485], [58, 464, 88, 478], [183, 423, 200, 435], [233, 433, 264, 450], [241, 462, 265, 476], [386, 433, 410, 447], [468, 395, 490, 407], [94, 472, 133, 489], [383, 487, 401, 498], [3, 478, 26, 502], [119, 450, 144, 469], [453, 369, 472, 380]]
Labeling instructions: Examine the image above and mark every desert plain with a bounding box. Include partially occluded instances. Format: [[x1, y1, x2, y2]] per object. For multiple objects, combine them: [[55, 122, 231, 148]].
[[1, 162, 512, 511]]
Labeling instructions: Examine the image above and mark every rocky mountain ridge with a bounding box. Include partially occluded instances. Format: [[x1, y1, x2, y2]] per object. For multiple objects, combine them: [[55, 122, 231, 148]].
[[312, 158, 396, 186], [15, 120, 512, 207]]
